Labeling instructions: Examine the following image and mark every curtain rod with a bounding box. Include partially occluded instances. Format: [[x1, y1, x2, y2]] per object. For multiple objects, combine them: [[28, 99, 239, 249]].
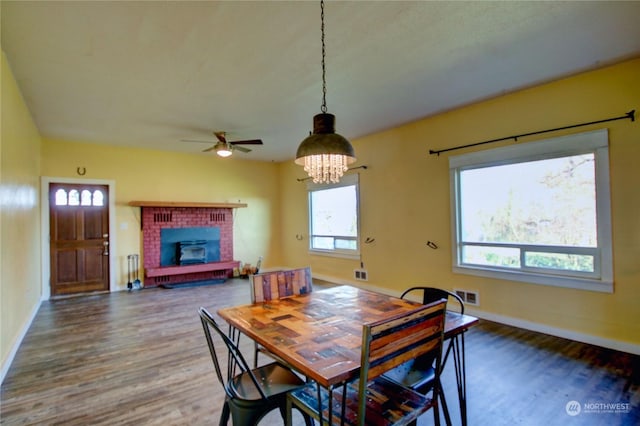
[[429, 109, 635, 156], [296, 165, 368, 182]]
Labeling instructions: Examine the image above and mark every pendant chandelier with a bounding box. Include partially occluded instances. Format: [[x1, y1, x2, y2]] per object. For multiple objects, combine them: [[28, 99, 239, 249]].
[[295, 0, 356, 184]]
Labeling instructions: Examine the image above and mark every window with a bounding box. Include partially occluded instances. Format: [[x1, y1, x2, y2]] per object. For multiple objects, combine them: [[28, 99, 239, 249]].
[[307, 173, 360, 258], [68, 189, 80, 206], [54, 187, 105, 207], [449, 129, 613, 292], [81, 190, 92, 206]]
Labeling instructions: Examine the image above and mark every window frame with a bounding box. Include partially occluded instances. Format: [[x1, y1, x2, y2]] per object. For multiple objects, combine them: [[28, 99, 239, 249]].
[[307, 173, 360, 259], [449, 129, 613, 293]]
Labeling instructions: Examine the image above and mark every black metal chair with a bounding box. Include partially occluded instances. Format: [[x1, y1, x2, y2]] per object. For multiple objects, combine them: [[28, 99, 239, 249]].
[[198, 307, 312, 426], [383, 287, 465, 426], [286, 300, 447, 426], [400, 287, 465, 315]]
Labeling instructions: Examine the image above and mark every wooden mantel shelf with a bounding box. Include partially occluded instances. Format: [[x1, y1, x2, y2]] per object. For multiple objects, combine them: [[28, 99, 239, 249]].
[[128, 201, 247, 208]]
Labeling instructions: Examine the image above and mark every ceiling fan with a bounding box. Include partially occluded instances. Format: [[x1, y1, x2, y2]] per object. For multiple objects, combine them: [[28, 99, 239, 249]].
[[182, 131, 263, 157]]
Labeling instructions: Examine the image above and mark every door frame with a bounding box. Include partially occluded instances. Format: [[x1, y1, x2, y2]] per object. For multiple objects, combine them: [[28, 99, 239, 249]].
[[41, 176, 117, 300]]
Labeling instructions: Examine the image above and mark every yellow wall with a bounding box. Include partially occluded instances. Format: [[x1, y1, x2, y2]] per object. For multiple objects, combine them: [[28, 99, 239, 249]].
[[280, 58, 640, 348], [41, 140, 283, 289], [2, 47, 638, 379], [1, 52, 43, 372]]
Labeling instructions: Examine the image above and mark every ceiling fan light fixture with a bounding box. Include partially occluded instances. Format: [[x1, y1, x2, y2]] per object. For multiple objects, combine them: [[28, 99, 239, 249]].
[[215, 142, 233, 157], [295, 0, 355, 184], [295, 113, 355, 183]]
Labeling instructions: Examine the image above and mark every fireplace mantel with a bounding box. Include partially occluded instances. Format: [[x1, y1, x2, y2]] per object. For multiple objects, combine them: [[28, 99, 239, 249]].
[[128, 201, 247, 208]]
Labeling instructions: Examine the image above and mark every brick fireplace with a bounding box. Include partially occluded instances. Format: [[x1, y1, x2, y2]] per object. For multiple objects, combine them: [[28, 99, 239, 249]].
[[139, 205, 240, 286]]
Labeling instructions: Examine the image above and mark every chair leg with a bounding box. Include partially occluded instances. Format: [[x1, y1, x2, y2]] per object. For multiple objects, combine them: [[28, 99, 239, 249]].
[[438, 389, 451, 426], [300, 408, 314, 426], [286, 394, 315, 426], [304, 413, 314, 426], [219, 400, 230, 426], [254, 343, 259, 368], [253, 342, 260, 368], [439, 387, 452, 426], [433, 400, 441, 426], [229, 405, 272, 426], [285, 395, 294, 426], [279, 402, 288, 423]]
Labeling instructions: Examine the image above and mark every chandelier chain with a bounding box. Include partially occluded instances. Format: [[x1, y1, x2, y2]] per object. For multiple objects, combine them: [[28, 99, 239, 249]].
[[320, 0, 327, 113], [295, 0, 355, 185]]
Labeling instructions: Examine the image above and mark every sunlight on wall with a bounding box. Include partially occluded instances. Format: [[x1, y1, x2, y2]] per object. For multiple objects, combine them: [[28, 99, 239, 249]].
[[279, 58, 640, 349], [0, 184, 37, 209], [1, 51, 43, 377]]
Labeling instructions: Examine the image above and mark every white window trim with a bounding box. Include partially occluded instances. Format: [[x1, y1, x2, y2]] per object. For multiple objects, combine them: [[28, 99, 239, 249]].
[[307, 173, 360, 259], [449, 129, 613, 293]]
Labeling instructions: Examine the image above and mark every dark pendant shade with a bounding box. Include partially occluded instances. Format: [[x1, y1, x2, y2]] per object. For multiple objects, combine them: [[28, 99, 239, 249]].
[[295, 113, 356, 160]]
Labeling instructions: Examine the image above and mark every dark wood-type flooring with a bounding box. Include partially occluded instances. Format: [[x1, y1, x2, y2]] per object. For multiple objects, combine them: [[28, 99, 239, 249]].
[[1, 279, 638, 425]]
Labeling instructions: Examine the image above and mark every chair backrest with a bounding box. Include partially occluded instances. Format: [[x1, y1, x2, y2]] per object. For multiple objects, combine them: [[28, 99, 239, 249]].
[[250, 266, 313, 303], [358, 299, 447, 423], [198, 307, 268, 400], [401, 286, 465, 314]]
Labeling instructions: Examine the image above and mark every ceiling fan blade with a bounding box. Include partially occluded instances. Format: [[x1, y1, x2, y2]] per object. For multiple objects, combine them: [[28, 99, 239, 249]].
[[213, 131, 227, 143], [181, 139, 214, 144], [182, 132, 260, 155], [230, 139, 263, 145]]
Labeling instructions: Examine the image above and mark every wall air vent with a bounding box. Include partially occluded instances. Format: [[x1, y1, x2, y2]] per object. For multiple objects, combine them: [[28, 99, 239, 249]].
[[354, 269, 368, 281], [454, 289, 480, 306]]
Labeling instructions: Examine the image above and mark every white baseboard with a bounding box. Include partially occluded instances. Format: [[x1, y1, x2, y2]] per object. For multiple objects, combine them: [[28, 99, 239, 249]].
[[1, 298, 42, 384], [467, 308, 640, 356], [313, 273, 640, 356]]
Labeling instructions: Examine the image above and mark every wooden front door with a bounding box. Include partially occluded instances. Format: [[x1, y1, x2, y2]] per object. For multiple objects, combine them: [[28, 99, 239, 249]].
[[49, 183, 110, 296]]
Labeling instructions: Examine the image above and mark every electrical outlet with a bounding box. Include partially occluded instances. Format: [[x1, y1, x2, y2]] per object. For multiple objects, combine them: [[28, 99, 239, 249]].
[[354, 269, 368, 281]]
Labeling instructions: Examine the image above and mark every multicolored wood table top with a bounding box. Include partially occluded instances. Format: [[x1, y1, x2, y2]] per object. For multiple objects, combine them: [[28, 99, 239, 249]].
[[218, 285, 478, 388]]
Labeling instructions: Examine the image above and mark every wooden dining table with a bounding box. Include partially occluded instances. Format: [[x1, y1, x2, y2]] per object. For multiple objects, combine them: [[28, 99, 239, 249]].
[[218, 285, 478, 425]]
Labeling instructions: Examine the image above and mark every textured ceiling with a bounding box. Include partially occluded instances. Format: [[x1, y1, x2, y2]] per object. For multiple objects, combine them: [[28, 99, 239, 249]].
[[2, 1, 640, 162]]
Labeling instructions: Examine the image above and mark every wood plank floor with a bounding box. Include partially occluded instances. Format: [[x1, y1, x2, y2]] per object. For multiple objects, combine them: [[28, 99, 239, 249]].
[[1, 279, 638, 425]]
